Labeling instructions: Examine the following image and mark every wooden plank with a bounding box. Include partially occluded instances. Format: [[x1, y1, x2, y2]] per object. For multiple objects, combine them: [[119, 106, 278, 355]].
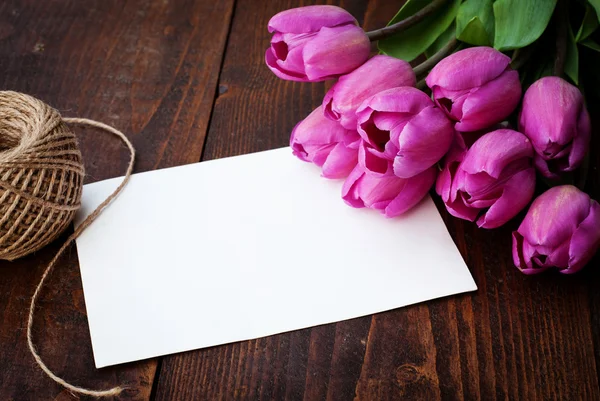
[[154, 0, 600, 400], [0, 0, 234, 399]]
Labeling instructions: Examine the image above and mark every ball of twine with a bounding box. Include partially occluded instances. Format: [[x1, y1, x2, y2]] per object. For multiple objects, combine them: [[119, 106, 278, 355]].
[[0, 91, 84, 261], [0, 91, 136, 397]]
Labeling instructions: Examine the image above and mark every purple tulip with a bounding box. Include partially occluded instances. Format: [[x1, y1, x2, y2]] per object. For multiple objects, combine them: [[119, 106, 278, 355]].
[[435, 124, 508, 200], [342, 163, 436, 218], [265, 6, 370, 82], [355, 87, 454, 178], [290, 106, 360, 179], [426, 47, 522, 132], [323, 55, 416, 129], [436, 129, 536, 229], [518, 77, 591, 179], [513, 185, 600, 274]]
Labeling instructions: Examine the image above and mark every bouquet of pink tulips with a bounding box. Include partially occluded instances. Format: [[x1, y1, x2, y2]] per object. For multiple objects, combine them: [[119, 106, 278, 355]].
[[265, 2, 600, 275]]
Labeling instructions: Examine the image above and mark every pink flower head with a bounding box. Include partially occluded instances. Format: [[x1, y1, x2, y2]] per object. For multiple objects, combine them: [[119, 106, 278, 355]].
[[518, 77, 591, 178], [426, 47, 522, 132], [265, 6, 370, 82], [355, 87, 454, 178], [513, 185, 600, 274], [290, 106, 360, 179], [342, 163, 436, 218], [437, 129, 536, 229], [323, 55, 416, 129]]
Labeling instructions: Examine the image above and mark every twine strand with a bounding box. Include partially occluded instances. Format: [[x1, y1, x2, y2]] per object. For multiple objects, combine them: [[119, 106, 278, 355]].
[[26, 117, 136, 398]]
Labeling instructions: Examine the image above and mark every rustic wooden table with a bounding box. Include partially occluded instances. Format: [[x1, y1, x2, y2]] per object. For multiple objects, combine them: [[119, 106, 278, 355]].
[[1, 1, 600, 400]]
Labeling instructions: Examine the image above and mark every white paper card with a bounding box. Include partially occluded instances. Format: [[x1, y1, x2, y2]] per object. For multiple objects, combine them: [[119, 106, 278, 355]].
[[75, 147, 477, 368]]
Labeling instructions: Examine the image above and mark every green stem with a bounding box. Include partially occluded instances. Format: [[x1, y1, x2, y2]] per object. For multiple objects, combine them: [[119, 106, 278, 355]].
[[553, 0, 568, 77], [510, 45, 534, 71], [365, 0, 448, 42], [412, 37, 459, 78]]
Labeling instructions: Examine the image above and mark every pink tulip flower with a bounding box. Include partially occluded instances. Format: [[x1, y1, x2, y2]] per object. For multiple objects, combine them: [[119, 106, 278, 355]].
[[355, 87, 454, 178], [290, 106, 360, 179], [518, 77, 591, 178], [342, 163, 436, 218], [323, 55, 416, 129], [513, 185, 600, 274], [426, 47, 522, 132], [265, 6, 370, 82], [436, 129, 535, 229]]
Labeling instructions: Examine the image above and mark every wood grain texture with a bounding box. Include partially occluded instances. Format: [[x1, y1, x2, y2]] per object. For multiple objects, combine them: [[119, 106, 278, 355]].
[[0, 0, 234, 399], [1, 0, 600, 400], [154, 0, 600, 400]]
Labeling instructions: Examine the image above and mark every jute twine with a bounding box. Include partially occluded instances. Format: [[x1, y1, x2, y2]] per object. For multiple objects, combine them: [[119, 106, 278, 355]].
[[0, 91, 134, 397]]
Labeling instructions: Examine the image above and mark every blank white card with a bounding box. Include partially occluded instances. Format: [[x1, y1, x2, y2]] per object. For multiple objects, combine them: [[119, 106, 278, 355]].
[[75, 147, 477, 368]]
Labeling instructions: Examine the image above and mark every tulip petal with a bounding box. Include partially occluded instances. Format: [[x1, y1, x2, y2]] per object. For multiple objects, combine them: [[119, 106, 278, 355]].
[[456, 70, 521, 132], [392, 106, 454, 178], [444, 192, 480, 222], [566, 105, 591, 172], [512, 231, 526, 270], [341, 165, 367, 208], [532, 154, 556, 179], [358, 87, 432, 115], [547, 237, 570, 269], [384, 167, 436, 217], [265, 49, 307, 81], [435, 167, 452, 201], [436, 133, 467, 201], [373, 112, 412, 131], [268, 5, 357, 34], [564, 200, 600, 273], [310, 143, 337, 166], [432, 86, 469, 122], [322, 55, 416, 129], [358, 174, 406, 209], [291, 106, 361, 175], [426, 47, 511, 91], [303, 25, 370, 81], [460, 129, 533, 179], [321, 141, 358, 179], [518, 185, 590, 249], [358, 142, 392, 176], [276, 42, 309, 76], [323, 89, 339, 121], [291, 106, 351, 145], [512, 232, 553, 274], [476, 167, 535, 228]]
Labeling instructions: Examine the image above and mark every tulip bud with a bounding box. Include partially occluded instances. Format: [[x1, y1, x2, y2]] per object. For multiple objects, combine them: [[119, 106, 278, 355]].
[[291, 106, 360, 179], [426, 47, 522, 132], [265, 6, 371, 82], [513, 185, 600, 274], [323, 55, 416, 129], [355, 87, 454, 178], [342, 163, 436, 218], [437, 129, 536, 229], [518, 77, 591, 178]]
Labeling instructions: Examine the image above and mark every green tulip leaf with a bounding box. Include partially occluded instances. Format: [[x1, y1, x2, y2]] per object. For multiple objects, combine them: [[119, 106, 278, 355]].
[[493, 0, 557, 51], [456, 0, 494, 46], [425, 22, 456, 57], [576, 4, 599, 41], [588, 0, 600, 22], [581, 37, 600, 51], [565, 23, 579, 84], [379, 0, 461, 62]]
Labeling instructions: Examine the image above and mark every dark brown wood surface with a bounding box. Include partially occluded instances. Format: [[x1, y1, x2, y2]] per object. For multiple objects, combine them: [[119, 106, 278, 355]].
[[0, 1, 599, 400]]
